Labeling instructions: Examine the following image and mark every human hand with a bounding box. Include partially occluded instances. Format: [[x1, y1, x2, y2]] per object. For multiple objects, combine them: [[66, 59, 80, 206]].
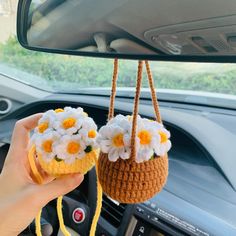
[[0, 114, 84, 236]]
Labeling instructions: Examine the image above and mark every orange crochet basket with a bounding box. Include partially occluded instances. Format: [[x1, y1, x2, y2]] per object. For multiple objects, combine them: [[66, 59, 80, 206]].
[[98, 60, 169, 203]]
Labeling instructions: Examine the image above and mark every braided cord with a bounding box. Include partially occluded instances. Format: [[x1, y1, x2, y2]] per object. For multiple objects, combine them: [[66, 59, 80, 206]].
[[145, 61, 162, 123], [108, 58, 119, 120], [130, 61, 144, 161]]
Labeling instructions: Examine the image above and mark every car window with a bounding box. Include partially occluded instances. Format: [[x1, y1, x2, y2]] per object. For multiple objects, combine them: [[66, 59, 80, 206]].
[[0, 0, 236, 98]]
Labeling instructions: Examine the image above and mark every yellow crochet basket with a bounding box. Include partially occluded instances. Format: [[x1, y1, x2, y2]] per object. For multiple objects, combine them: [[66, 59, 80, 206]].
[[34, 145, 98, 176], [28, 108, 102, 236]]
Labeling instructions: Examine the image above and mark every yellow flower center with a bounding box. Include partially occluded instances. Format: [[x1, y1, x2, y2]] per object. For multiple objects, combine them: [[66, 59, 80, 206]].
[[62, 117, 76, 129], [67, 141, 80, 154], [112, 133, 124, 147], [38, 122, 49, 133], [88, 130, 96, 138], [138, 130, 152, 145], [159, 131, 168, 144], [55, 108, 64, 113], [42, 140, 53, 153]]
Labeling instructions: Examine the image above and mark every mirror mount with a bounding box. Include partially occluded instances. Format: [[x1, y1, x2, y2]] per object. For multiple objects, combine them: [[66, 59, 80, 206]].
[[93, 33, 112, 53]]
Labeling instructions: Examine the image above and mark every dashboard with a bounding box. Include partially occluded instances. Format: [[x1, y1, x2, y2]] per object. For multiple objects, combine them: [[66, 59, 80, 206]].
[[0, 93, 236, 236]]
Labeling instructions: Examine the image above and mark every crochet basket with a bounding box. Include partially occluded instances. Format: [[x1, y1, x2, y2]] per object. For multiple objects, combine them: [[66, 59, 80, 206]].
[[29, 145, 97, 176], [28, 110, 102, 236], [98, 60, 169, 203]]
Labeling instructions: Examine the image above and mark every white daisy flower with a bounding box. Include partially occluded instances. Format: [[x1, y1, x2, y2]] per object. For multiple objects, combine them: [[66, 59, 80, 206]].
[[108, 114, 127, 125], [79, 117, 98, 149], [64, 106, 84, 114], [54, 135, 86, 164], [34, 110, 56, 134], [136, 148, 154, 163], [155, 126, 172, 156], [30, 132, 39, 147], [31, 106, 99, 165], [98, 114, 171, 163], [108, 115, 132, 133], [136, 118, 161, 163], [53, 109, 85, 135], [35, 131, 59, 162], [98, 125, 131, 162], [81, 117, 97, 130]]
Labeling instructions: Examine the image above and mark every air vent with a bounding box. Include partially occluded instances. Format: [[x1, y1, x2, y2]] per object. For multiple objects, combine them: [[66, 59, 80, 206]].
[[144, 15, 236, 55], [209, 39, 231, 51], [101, 195, 126, 228], [0, 98, 12, 115], [191, 36, 218, 53]]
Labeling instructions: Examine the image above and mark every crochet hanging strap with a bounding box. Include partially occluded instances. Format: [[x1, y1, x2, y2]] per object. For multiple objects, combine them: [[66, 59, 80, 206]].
[[144, 60, 162, 124], [108, 60, 163, 161], [108, 58, 119, 120], [108, 60, 162, 123], [28, 147, 102, 236], [130, 60, 143, 161]]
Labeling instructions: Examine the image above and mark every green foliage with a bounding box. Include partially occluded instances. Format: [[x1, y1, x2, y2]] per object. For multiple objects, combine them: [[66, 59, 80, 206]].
[[0, 37, 236, 95]]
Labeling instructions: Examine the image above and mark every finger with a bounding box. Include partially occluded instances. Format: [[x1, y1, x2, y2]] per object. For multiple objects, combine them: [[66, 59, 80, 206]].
[[10, 113, 43, 152], [4, 114, 43, 173], [38, 174, 84, 203]]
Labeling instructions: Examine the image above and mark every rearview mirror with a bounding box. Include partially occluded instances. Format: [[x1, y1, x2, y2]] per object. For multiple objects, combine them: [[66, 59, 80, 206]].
[[17, 0, 236, 62]]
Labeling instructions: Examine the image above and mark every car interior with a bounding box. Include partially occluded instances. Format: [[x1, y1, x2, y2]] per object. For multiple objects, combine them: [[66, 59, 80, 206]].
[[0, 0, 236, 236]]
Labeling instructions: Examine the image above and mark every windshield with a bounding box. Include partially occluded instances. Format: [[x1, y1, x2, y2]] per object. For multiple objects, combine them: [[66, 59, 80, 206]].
[[0, 1, 236, 99]]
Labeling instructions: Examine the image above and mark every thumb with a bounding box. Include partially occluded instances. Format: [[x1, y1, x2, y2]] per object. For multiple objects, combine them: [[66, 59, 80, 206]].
[[37, 174, 84, 203]]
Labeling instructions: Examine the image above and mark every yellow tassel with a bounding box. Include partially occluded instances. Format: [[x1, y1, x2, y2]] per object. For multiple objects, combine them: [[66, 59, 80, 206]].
[[35, 208, 42, 236], [89, 157, 103, 236], [28, 145, 102, 236], [55, 157, 103, 236], [28, 146, 44, 236], [57, 196, 71, 236]]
